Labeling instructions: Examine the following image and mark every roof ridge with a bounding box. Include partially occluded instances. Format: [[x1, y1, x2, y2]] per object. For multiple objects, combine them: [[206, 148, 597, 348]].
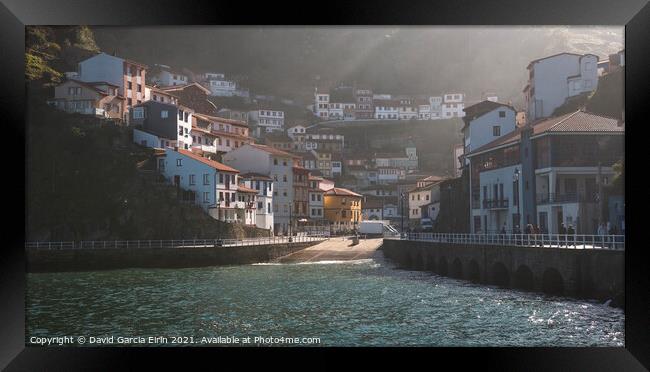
[[547, 110, 582, 131]]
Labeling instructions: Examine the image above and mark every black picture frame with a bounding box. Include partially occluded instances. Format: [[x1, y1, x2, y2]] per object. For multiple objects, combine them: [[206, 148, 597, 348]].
[[2, 0, 648, 369]]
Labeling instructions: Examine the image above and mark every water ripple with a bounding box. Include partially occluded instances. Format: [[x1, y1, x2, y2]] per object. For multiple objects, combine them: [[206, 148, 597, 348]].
[[26, 259, 624, 347]]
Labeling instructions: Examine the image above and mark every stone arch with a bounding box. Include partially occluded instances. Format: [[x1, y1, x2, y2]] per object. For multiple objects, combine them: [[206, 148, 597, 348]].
[[438, 256, 448, 276], [542, 268, 565, 295], [467, 259, 480, 283], [490, 262, 510, 287], [450, 258, 463, 279], [513, 265, 534, 291]]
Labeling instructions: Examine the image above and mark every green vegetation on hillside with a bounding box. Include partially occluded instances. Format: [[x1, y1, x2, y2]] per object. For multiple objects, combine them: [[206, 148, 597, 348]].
[[26, 101, 269, 241], [26, 26, 100, 89]]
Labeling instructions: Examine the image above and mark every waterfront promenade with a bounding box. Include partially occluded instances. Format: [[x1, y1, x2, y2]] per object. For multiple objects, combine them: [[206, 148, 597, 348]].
[[25, 235, 327, 272]]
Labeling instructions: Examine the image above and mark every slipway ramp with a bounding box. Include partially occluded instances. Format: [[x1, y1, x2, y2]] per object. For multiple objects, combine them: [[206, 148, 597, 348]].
[[274, 237, 383, 263]]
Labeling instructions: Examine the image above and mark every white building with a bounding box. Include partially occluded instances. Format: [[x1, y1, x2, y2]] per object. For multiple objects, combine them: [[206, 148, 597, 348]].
[[461, 100, 518, 155], [239, 173, 274, 231], [429, 96, 443, 120], [203, 72, 238, 97], [314, 92, 330, 120], [149, 64, 189, 87], [398, 98, 418, 120], [407, 182, 442, 229], [75, 52, 148, 116], [222, 143, 297, 234], [441, 93, 465, 119], [524, 52, 599, 122], [374, 99, 399, 120], [156, 148, 245, 223], [248, 109, 285, 134], [418, 103, 431, 120], [308, 175, 325, 221]]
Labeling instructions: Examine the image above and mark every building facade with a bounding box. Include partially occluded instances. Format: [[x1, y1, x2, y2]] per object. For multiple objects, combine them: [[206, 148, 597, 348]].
[[324, 188, 363, 233], [524, 52, 599, 122]]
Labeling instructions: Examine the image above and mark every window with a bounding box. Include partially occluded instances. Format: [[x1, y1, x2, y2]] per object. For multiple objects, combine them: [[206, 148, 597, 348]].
[[189, 174, 196, 185], [203, 174, 209, 185], [493, 126, 501, 136], [132, 107, 144, 119], [176, 159, 182, 166], [161, 110, 169, 118], [127, 98, 132, 106], [137, 84, 142, 92], [499, 111, 506, 118], [127, 81, 132, 90], [203, 192, 209, 203]]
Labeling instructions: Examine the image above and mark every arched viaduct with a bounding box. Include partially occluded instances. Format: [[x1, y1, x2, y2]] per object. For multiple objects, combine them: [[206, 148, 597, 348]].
[[382, 239, 624, 305]]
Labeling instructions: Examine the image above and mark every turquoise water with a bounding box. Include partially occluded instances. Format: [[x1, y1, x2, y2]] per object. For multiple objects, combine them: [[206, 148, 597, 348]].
[[26, 256, 624, 346]]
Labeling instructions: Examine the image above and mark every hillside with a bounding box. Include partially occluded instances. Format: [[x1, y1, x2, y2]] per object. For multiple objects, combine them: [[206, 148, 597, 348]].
[[315, 118, 464, 175], [26, 100, 270, 241]]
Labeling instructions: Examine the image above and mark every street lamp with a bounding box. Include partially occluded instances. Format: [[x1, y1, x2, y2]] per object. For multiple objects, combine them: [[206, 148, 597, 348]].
[[447, 184, 453, 232], [289, 202, 293, 242], [400, 192, 405, 238], [513, 168, 520, 232]]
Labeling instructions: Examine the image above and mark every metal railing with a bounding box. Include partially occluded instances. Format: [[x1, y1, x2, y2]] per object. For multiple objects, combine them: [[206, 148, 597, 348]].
[[25, 234, 327, 250], [536, 192, 597, 204], [385, 232, 625, 250], [482, 199, 509, 209]]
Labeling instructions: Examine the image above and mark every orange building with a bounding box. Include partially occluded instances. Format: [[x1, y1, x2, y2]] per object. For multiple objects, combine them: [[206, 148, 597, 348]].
[[324, 187, 363, 233]]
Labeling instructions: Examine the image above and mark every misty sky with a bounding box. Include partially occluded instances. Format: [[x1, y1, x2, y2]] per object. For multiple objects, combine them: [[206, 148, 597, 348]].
[[92, 26, 623, 108]]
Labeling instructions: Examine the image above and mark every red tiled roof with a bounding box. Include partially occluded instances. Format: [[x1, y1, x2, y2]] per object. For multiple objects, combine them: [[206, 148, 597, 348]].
[[532, 110, 622, 134], [463, 100, 515, 123], [65, 79, 110, 96], [159, 82, 212, 95], [247, 143, 295, 158], [176, 149, 239, 173], [237, 185, 258, 193], [324, 187, 362, 197], [465, 110, 623, 157], [191, 126, 217, 136], [240, 173, 273, 181], [193, 112, 248, 128]]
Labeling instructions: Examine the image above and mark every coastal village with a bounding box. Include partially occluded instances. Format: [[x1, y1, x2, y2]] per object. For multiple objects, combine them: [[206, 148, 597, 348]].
[[46, 48, 625, 237]]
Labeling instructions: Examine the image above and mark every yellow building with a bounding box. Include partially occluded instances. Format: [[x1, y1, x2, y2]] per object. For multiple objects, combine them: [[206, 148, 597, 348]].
[[324, 187, 363, 232]]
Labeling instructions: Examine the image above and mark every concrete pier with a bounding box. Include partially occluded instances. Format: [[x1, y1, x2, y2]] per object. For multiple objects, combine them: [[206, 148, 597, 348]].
[[381, 239, 624, 306], [26, 241, 321, 272]]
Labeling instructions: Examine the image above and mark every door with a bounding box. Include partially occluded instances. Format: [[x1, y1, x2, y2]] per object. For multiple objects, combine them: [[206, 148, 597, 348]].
[[556, 209, 563, 231]]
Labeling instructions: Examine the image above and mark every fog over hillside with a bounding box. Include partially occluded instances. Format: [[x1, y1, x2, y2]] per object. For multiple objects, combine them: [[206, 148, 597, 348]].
[[91, 26, 623, 109]]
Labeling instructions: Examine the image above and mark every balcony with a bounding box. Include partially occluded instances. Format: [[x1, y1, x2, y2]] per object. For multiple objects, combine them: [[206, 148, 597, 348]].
[[482, 199, 509, 209], [536, 193, 597, 205]]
